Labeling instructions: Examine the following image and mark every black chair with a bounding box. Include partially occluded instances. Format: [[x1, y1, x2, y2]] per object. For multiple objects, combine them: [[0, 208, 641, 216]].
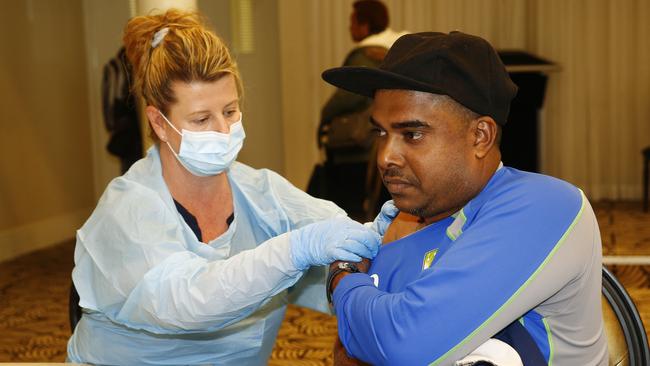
[[643, 147, 649, 212], [602, 267, 650, 366], [69, 282, 82, 332]]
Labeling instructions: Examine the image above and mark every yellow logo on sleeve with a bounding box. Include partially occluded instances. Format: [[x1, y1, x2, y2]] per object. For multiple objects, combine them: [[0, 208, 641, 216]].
[[422, 249, 438, 270]]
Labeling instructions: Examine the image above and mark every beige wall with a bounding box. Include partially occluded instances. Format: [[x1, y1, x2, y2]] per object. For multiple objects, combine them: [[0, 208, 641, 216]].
[[82, 0, 131, 197], [202, 0, 285, 173], [530, 0, 650, 199], [0, 0, 94, 261]]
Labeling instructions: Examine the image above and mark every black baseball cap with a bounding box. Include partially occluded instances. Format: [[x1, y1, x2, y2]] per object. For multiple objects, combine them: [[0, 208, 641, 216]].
[[322, 31, 518, 125]]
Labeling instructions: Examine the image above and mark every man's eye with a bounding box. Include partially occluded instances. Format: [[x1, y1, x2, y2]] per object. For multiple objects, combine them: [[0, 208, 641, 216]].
[[225, 110, 237, 118], [371, 127, 386, 136], [405, 131, 423, 140]]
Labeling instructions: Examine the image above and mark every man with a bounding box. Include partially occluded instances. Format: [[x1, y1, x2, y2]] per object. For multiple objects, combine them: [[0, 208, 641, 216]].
[[314, 0, 407, 218], [323, 32, 607, 365]]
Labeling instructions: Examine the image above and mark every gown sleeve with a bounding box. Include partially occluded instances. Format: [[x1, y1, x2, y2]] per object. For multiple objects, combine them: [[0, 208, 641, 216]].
[[262, 168, 346, 314], [74, 176, 306, 334]]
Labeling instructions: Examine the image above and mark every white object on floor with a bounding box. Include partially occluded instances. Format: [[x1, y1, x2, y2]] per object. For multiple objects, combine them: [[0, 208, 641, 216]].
[[455, 338, 523, 366]]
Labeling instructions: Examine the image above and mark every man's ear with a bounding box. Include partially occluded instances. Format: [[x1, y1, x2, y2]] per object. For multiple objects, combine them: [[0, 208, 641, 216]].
[[472, 116, 498, 159], [145, 105, 167, 142], [360, 22, 370, 38]]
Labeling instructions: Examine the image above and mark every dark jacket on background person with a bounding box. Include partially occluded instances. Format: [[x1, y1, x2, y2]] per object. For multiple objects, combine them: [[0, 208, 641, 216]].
[[102, 47, 143, 173]]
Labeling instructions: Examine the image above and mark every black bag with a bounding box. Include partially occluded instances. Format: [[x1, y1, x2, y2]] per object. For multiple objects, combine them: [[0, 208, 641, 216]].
[[323, 107, 375, 150], [306, 163, 329, 199], [102, 47, 143, 173]]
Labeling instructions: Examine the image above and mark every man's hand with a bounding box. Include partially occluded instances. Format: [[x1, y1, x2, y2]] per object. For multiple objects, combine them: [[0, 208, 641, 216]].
[[334, 337, 370, 366], [329, 253, 372, 365], [329, 258, 370, 274], [328, 258, 370, 299]]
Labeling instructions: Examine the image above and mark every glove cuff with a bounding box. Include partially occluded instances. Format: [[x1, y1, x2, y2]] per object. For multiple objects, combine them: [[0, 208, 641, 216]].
[[288, 230, 309, 271]]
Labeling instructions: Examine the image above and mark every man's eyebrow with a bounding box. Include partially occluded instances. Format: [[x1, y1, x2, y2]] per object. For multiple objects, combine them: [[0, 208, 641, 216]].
[[369, 116, 431, 129], [392, 120, 430, 129]]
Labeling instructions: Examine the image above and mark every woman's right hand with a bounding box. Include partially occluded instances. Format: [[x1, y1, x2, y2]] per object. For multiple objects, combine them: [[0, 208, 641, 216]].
[[289, 217, 381, 270]]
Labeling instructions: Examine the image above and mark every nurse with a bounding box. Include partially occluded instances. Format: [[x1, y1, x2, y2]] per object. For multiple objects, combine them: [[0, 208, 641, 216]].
[[67, 9, 393, 365]]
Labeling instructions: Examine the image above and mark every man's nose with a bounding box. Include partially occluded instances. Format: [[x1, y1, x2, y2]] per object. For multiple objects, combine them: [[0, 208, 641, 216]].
[[377, 137, 403, 170]]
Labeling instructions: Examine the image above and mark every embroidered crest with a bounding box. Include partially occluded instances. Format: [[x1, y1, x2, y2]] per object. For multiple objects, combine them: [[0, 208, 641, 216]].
[[422, 249, 438, 270]]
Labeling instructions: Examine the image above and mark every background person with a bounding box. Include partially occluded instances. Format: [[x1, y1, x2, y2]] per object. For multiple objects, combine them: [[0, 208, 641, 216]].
[[66, 10, 390, 365], [312, 0, 407, 220]]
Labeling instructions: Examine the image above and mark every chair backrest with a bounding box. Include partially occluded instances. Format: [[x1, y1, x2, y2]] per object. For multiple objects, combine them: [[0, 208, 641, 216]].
[[602, 267, 650, 366]]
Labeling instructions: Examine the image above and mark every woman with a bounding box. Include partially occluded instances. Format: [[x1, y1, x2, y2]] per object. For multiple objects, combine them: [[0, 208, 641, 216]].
[[67, 10, 394, 365]]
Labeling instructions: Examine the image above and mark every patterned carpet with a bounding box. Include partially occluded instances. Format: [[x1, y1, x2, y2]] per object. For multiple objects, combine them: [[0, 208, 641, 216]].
[[0, 201, 648, 364]]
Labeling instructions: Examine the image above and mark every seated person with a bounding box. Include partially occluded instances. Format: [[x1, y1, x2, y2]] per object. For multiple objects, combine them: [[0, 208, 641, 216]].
[[324, 31, 608, 365], [331, 210, 548, 366]]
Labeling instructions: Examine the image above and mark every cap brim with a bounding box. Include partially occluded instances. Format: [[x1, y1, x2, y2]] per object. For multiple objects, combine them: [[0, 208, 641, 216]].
[[322, 66, 447, 98]]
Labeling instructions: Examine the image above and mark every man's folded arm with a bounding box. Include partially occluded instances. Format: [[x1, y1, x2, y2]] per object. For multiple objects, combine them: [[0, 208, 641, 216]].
[[333, 202, 588, 365]]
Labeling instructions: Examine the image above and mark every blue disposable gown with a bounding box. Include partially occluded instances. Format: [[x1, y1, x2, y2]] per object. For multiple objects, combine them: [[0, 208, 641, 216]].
[[67, 146, 343, 365]]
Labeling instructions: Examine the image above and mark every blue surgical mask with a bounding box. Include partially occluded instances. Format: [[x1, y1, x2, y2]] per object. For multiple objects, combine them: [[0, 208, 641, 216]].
[[159, 111, 245, 176]]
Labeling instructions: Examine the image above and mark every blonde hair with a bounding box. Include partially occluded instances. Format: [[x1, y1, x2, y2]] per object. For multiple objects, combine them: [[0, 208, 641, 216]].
[[123, 9, 242, 118]]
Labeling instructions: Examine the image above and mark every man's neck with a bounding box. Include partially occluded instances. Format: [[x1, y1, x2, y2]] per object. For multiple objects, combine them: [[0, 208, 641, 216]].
[[418, 157, 502, 226]]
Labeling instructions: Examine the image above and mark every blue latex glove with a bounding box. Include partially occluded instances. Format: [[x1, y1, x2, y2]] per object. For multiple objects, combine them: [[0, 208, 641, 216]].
[[366, 200, 399, 236], [290, 217, 381, 270]]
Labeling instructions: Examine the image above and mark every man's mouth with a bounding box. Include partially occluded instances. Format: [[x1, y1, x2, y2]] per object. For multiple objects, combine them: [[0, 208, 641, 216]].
[[383, 178, 413, 193]]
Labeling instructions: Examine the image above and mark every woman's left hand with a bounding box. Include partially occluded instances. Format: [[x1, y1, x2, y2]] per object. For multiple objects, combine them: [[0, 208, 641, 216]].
[[365, 200, 399, 237]]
